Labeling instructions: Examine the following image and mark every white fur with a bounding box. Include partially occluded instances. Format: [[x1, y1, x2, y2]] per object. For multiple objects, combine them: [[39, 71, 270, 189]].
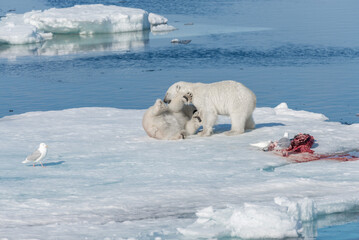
[[142, 94, 201, 140], [164, 80, 256, 136]]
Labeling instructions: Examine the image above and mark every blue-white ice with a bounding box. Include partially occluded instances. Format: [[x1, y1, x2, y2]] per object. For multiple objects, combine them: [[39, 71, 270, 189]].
[[0, 4, 174, 45], [1, 103, 358, 239]]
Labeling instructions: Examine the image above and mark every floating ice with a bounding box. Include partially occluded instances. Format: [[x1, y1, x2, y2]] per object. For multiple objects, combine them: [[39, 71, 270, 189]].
[[151, 24, 177, 32], [0, 13, 52, 45], [0, 104, 358, 239], [179, 196, 359, 239], [0, 4, 175, 45], [178, 203, 301, 239], [148, 13, 168, 26], [170, 38, 192, 44]]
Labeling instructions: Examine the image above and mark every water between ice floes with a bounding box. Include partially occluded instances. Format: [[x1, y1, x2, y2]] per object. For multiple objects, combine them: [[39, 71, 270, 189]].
[[0, 0, 359, 239]]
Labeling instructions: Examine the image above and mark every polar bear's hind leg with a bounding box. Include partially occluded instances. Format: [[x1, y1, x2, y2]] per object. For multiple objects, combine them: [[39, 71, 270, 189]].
[[171, 131, 186, 140], [245, 115, 255, 129], [225, 112, 246, 135]]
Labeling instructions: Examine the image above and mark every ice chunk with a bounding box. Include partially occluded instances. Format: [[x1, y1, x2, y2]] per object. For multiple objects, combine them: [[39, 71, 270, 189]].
[[230, 203, 300, 239], [178, 203, 301, 239], [0, 4, 174, 45], [170, 38, 191, 44], [151, 24, 177, 32], [24, 5, 151, 35], [0, 14, 44, 44], [148, 13, 176, 32], [275, 102, 289, 109], [275, 197, 316, 222], [148, 13, 168, 25]]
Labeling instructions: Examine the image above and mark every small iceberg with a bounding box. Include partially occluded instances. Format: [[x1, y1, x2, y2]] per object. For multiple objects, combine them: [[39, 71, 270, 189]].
[[0, 4, 175, 45], [171, 39, 191, 44]]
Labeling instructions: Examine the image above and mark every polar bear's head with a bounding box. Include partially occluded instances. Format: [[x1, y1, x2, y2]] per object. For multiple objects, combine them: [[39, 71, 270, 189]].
[[164, 81, 188, 103]]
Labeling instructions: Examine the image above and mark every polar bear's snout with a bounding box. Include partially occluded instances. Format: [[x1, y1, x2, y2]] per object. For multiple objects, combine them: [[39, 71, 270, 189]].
[[163, 93, 171, 103]]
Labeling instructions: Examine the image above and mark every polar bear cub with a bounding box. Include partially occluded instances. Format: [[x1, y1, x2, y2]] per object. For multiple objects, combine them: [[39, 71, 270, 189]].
[[142, 93, 201, 140], [164, 80, 256, 136]]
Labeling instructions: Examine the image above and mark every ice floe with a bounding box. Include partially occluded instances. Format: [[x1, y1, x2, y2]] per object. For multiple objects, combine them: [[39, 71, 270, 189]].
[[0, 103, 358, 239], [0, 4, 175, 45]]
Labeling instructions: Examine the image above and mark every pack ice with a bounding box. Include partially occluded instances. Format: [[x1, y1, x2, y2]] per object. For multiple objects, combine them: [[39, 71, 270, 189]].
[[0, 103, 358, 239], [0, 4, 175, 45]]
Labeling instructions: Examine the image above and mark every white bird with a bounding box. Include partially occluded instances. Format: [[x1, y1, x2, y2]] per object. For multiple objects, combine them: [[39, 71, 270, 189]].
[[276, 132, 291, 149], [22, 143, 48, 167]]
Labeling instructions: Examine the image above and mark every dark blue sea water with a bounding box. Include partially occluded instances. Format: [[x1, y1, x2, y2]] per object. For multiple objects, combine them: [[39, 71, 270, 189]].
[[1, 0, 359, 238]]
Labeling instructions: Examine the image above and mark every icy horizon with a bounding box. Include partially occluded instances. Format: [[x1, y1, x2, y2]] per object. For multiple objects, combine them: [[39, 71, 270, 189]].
[[1, 103, 358, 239]]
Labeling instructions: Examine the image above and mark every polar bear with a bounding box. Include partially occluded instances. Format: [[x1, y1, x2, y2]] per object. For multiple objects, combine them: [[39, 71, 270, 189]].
[[142, 93, 202, 140], [164, 80, 256, 136]]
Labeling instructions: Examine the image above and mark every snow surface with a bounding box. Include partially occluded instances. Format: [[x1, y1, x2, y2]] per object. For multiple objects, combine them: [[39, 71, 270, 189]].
[[0, 4, 174, 45], [0, 103, 359, 239]]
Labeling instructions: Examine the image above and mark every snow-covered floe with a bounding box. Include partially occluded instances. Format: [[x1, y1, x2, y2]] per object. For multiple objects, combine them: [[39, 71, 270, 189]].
[[0, 4, 175, 45], [0, 103, 358, 239]]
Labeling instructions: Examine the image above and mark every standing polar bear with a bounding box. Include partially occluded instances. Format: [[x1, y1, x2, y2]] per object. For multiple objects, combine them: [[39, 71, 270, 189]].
[[164, 80, 256, 136], [142, 93, 202, 140]]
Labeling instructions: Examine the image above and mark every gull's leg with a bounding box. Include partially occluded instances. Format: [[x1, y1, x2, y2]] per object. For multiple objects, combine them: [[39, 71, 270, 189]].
[[40, 161, 45, 168]]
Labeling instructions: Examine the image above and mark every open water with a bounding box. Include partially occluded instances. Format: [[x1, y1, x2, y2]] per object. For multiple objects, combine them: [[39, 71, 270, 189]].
[[1, 0, 358, 124]]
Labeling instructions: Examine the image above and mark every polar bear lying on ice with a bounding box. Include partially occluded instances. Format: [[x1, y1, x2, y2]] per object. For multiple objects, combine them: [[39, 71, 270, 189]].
[[142, 93, 202, 140], [164, 80, 256, 136]]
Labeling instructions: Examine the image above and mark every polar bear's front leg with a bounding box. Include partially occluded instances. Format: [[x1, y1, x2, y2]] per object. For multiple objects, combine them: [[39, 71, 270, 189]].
[[168, 92, 193, 113], [198, 110, 217, 136], [185, 111, 202, 135], [152, 99, 169, 116]]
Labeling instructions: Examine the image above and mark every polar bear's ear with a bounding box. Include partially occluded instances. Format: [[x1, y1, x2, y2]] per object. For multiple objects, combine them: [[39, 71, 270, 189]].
[[176, 85, 181, 92]]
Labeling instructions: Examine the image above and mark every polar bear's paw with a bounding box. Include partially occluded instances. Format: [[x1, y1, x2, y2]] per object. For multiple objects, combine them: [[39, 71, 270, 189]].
[[224, 130, 244, 136], [183, 92, 193, 103], [197, 129, 213, 137], [192, 111, 202, 131], [192, 111, 202, 123], [153, 99, 168, 115], [171, 132, 186, 140], [154, 99, 166, 108]]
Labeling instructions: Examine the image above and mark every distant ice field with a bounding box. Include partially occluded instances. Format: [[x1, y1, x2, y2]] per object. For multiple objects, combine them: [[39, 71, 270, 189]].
[[0, 104, 358, 239]]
